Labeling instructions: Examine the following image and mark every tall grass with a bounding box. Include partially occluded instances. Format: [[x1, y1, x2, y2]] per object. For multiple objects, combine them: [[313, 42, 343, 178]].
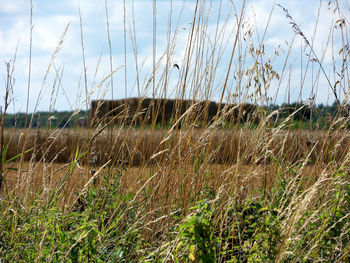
[[0, 0, 349, 262]]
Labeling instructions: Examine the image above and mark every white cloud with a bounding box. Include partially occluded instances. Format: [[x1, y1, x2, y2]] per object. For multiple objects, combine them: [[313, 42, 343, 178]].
[[0, 0, 27, 14], [0, 18, 29, 56], [1, 0, 348, 112]]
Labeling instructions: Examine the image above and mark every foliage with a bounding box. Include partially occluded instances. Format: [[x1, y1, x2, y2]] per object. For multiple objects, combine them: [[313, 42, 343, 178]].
[[0, 167, 141, 262], [175, 200, 218, 263], [3, 102, 350, 129], [3, 111, 88, 129]]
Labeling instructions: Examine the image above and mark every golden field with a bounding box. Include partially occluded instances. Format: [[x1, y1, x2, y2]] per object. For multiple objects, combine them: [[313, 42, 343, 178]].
[[1, 124, 348, 262], [1, 0, 349, 260], [2, 126, 346, 207]]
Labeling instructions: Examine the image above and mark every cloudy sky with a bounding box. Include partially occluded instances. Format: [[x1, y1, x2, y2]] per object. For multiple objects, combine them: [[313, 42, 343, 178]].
[[0, 0, 349, 112]]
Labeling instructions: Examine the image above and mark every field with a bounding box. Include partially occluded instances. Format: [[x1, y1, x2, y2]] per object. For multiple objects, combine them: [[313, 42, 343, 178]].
[[1, 0, 349, 262], [1, 125, 349, 262]]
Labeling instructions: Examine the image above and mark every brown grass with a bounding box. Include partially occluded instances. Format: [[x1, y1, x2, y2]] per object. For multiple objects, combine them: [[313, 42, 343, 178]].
[[4, 159, 325, 209], [1, 0, 349, 260], [3, 126, 335, 211], [4, 127, 350, 167], [3, 124, 344, 213]]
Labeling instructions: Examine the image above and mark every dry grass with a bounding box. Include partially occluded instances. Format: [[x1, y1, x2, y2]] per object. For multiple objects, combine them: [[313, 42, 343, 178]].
[[2, 125, 338, 209], [2, 125, 346, 213], [0, 0, 349, 261], [4, 127, 350, 166], [3, 158, 327, 211]]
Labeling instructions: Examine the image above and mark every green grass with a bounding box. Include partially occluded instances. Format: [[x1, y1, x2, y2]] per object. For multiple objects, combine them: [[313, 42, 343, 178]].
[[0, 159, 348, 262]]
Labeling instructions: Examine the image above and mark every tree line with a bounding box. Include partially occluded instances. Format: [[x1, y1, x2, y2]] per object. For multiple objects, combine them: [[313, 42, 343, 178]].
[[1, 101, 348, 129], [2, 110, 88, 128]]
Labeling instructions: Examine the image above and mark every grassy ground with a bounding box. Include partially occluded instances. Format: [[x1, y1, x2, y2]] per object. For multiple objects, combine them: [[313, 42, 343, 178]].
[[1, 126, 349, 262], [4, 127, 350, 166], [1, 0, 349, 261]]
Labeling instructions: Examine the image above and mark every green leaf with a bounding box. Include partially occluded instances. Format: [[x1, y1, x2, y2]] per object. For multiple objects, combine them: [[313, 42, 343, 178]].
[[5, 147, 34, 163], [69, 147, 86, 174], [333, 80, 340, 93], [1, 143, 9, 166], [258, 207, 269, 213]]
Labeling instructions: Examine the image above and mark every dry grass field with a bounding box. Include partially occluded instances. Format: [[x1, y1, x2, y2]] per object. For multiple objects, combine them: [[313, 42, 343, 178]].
[[1, 125, 348, 262], [4, 127, 350, 166], [1, 0, 349, 261]]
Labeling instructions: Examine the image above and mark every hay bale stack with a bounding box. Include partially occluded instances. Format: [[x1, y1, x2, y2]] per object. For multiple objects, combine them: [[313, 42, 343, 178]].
[[91, 98, 257, 126]]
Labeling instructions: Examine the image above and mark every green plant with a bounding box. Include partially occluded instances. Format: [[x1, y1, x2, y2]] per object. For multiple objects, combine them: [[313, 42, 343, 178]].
[[176, 200, 218, 263]]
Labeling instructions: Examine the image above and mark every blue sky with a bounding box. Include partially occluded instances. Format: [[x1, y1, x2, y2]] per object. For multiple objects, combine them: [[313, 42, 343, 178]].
[[0, 0, 349, 112]]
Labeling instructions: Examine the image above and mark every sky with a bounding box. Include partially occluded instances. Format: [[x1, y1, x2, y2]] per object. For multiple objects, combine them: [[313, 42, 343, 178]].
[[0, 0, 349, 113]]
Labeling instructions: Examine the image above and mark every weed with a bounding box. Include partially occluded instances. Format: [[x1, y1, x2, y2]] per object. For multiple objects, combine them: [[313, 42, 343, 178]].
[[1, 0, 349, 262]]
